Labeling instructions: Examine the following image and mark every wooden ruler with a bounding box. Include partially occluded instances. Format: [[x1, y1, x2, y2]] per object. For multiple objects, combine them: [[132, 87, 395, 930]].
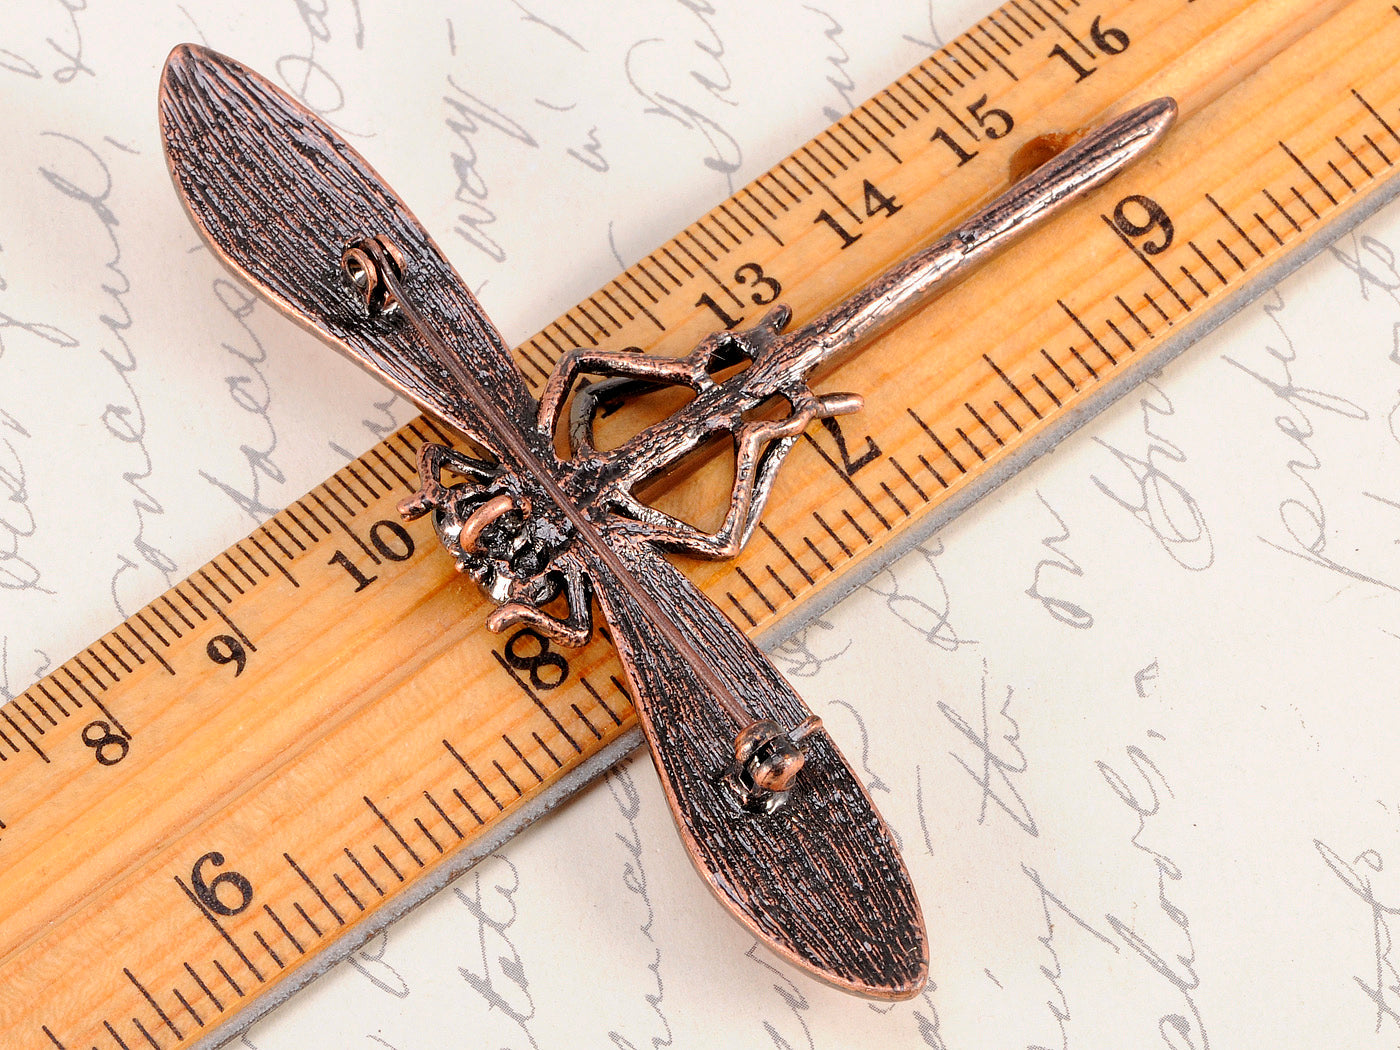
[[6, 0, 1400, 1044]]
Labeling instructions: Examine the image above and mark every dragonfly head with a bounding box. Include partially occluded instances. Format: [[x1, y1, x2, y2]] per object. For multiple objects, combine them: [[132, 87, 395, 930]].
[[400, 446, 576, 608], [437, 484, 574, 606]]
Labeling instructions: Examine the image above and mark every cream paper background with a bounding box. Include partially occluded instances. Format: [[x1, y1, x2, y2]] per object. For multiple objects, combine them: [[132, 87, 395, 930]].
[[3, 1, 1400, 1047]]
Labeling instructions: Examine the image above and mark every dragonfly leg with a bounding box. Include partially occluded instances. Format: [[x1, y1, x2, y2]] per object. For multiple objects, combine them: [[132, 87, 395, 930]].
[[398, 442, 499, 521], [484, 559, 594, 648], [611, 389, 863, 559], [537, 347, 714, 440]]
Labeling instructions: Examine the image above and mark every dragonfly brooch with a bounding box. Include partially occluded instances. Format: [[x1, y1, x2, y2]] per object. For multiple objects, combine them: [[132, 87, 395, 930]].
[[158, 44, 1173, 999]]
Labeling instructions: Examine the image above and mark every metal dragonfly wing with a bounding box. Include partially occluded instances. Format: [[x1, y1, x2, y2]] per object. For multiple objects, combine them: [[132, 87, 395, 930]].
[[160, 42, 1174, 999]]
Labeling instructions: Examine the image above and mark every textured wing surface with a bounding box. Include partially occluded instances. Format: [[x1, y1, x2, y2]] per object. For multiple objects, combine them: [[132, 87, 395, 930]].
[[158, 44, 531, 440], [587, 527, 928, 998]]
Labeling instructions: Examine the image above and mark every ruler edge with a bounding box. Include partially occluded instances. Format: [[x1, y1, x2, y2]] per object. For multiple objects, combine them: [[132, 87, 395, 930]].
[[20, 8, 1400, 1046]]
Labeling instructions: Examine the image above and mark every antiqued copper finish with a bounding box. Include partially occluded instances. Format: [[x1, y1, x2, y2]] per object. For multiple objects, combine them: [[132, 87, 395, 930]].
[[159, 42, 1173, 998]]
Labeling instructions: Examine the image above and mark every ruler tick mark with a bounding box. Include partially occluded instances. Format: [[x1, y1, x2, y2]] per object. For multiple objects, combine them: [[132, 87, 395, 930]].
[[254, 935, 284, 974], [1326, 158, 1356, 193], [984, 353, 1043, 419], [376, 844, 405, 881], [491, 650, 582, 752], [3, 710, 47, 762], [1031, 0, 1092, 59], [1289, 184, 1320, 221], [49, 677, 82, 713], [812, 511, 852, 557], [364, 796, 425, 867], [502, 734, 543, 785], [803, 531, 836, 570], [726, 592, 759, 627], [1179, 264, 1209, 298], [109, 633, 140, 672], [915, 453, 949, 489], [229, 546, 264, 582], [346, 461, 381, 498], [424, 789, 464, 839], [124, 968, 181, 1040], [333, 872, 366, 910], [1363, 132, 1393, 169], [253, 930, 284, 969], [281, 506, 319, 545], [292, 900, 323, 938], [879, 481, 910, 516], [1115, 295, 1152, 338], [1337, 136, 1374, 179], [955, 427, 987, 462], [892, 78, 929, 116], [212, 959, 243, 998], [1040, 349, 1078, 392], [134, 1017, 164, 1050], [250, 535, 298, 588], [28, 692, 58, 726], [15, 699, 45, 733], [993, 400, 1023, 434], [414, 816, 445, 854], [1142, 291, 1170, 324], [1011, 0, 1045, 32], [569, 703, 602, 740], [86, 646, 117, 683], [191, 579, 257, 651], [183, 963, 222, 1013], [294, 497, 329, 535], [444, 739, 505, 809], [579, 676, 623, 727], [172, 986, 203, 1028], [102, 1019, 132, 1050], [344, 846, 385, 896], [532, 730, 563, 769], [452, 786, 487, 825], [799, 431, 890, 528], [1187, 240, 1227, 285], [909, 407, 967, 472], [841, 508, 873, 543], [764, 564, 798, 600], [965, 401, 1005, 447], [211, 560, 244, 597], [263, 903, 304, 953], [1104, 318, 1134, 354], [1280, 141, 1339, 206], [759, 523, 815, 585], [283, 853, 345, 926], [1205, 193, 1264, 257], [321, 479, 355, 517], [1066, 345, 1099, 380], [492, 757, 524, 796], [734, 565, 778, 613], [1214, 238, 1245, 273], [888, 455, 929, 501]]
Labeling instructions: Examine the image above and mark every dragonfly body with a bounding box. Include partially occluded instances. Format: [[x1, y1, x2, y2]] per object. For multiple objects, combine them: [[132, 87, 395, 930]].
[[159, 43, 1171, 1000]]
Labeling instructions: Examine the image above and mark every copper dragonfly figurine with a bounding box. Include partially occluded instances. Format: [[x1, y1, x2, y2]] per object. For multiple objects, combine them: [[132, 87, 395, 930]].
[[158, 44, 1173, 999]]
